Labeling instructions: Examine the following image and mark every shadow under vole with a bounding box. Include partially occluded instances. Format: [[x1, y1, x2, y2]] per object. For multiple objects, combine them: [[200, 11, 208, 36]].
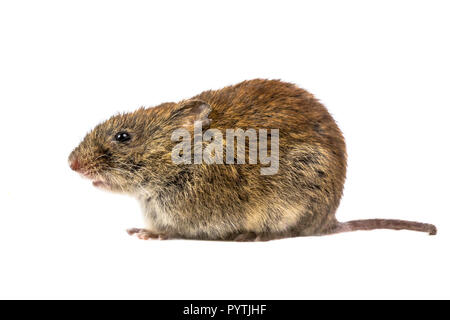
[[68, 79, 437, 241]]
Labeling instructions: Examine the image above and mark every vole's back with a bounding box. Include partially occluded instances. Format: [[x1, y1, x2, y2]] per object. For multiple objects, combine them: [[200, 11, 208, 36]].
[[159, 79, 347, 239]]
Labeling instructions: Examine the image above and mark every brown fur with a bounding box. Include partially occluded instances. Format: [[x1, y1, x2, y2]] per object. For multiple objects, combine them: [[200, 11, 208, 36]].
[[68, 79, 437, 240]]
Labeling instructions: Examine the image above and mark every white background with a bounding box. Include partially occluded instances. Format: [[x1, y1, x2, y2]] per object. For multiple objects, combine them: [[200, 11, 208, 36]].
[[0, 1, 449, 299]]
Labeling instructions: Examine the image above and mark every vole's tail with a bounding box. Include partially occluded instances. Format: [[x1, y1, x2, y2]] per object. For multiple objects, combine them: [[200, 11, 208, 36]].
[[332, 219, 437, 235]]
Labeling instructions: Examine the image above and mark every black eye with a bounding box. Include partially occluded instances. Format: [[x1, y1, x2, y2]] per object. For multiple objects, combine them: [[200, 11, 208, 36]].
[[114, 131, 131, 143]]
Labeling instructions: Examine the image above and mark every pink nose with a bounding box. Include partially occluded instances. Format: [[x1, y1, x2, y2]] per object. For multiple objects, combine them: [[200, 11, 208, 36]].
[[70, 158, 81, 172]]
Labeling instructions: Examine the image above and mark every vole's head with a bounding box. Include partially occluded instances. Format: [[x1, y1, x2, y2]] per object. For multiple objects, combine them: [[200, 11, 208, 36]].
[[68, 100, 211, 195]]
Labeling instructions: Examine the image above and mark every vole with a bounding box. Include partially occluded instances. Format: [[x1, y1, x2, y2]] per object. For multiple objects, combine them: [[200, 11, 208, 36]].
[[68, 79, 437, 241]]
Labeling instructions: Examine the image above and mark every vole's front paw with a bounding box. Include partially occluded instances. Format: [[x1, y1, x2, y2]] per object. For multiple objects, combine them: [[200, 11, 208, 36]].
[[126, 228, 169, 240]]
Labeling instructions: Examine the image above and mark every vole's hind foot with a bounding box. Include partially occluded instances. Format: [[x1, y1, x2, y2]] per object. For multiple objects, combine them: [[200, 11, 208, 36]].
[[232, 232, 283, 242], [233, 232, 258, 242], [126, 228, 169, 240]]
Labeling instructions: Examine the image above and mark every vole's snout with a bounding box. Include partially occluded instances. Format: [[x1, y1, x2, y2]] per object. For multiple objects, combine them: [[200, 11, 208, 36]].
[[69, 157, 81, 172], [68, 150, 84, 173]]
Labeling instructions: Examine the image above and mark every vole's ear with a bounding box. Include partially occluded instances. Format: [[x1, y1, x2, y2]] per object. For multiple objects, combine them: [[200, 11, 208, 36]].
[[172, 99, 211, 128]]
